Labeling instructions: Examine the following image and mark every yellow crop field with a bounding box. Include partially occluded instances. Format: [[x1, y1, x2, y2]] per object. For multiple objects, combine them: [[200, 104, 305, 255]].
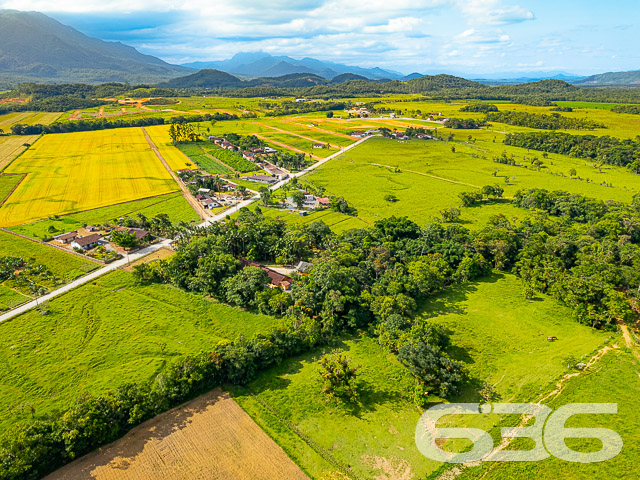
[[144, 125, 197, 171], [0, 135, 39, 170], [0, 128, 178, 226]]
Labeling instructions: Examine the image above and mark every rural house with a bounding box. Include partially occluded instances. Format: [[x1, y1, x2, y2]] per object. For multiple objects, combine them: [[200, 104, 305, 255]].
[[241, 259, 293, 290], [71, 233, 101, 250], [56, 231, 79, 244]]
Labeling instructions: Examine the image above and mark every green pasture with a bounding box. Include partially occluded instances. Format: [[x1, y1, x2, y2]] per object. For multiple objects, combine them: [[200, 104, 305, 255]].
[[0, 269, 281, 432]]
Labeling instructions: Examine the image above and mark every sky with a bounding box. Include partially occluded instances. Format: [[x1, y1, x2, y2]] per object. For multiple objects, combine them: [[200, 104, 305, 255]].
[[1, 0, 639, 76]]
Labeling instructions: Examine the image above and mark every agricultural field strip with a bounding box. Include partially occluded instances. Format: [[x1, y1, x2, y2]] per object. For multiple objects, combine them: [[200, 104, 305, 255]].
[[0, 239, 172, 324], [252, 122, 343, 148], [253, 134, 321, 160]]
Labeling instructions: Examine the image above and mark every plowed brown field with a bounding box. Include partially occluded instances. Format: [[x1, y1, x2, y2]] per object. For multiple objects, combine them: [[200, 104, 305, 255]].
[[46, 388, 309, 480]]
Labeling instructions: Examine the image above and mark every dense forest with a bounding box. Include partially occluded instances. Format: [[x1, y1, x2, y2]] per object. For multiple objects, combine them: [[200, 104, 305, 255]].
[[612, 104, 640, 114], [486, 111, 605, 130], [504, 131, 640, 170]]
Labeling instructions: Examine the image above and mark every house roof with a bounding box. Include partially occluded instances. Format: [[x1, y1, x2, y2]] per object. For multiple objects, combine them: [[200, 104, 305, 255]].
[[116, 227, 149, 240], [317, 197, 331, 205], [57, 231, 78, 240], [73, 233, 101, 247], [241, 259, 293, 288]]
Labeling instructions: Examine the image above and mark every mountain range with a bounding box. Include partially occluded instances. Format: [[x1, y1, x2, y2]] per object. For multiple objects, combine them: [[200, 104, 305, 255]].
[[181, 52, 404, 81], [0, 10, 638, 87], [0, 10, 192, 84]]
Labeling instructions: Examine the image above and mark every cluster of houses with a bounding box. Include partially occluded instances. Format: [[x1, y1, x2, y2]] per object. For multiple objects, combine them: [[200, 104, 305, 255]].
[[208, 136, 277, 159], [193, 185, 246, 210]]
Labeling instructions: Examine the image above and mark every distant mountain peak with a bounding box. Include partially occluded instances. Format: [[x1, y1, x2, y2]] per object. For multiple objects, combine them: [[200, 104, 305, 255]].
[[181, 51, 403, 80]]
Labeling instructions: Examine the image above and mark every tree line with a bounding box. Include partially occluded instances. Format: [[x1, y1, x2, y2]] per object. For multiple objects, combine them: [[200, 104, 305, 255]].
[[11, 112, 238, 135], [504, 131, 640, 170], [486, 111, 605, 130]]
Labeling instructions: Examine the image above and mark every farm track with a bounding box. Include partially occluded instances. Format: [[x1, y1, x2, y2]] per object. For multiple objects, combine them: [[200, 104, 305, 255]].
[[0, 173, 26, 206], [369, 163, 481, 188], [140, 127, 209, 222], [286, 121, 355, 139], [436, 341, 621, 480]]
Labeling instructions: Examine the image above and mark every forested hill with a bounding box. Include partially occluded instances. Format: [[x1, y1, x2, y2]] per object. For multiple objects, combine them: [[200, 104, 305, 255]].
[[574, 70, 640, 86], [0, 10, 191, 84]]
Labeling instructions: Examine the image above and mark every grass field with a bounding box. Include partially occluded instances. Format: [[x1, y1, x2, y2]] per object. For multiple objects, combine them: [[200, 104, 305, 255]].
[[0, 135, 39, 170], [231, 273, 610, 480], [47, 388, 310, 480], [0, 229, 98, 280], [0, 128, 179, 226], [9, 192, 199, 240], [0, 269, 281, 432], [302, 136, 635, 226], [455, 349, 639, 480]]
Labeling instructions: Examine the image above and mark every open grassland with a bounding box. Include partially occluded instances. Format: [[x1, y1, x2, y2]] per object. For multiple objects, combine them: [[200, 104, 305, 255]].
[[10, 192, 199, 240], [303, 136, 635, 226], [0, 135, 39, 170], [419, 273, 609, 402], [0, 128, 179, 226], [0, 270, 281, 432], [456, 349, 640, 480], [232, 274, 610, 480], [238, 205, 373, 233], [46, 388, 309, 480], [0, 229, 97, 280]]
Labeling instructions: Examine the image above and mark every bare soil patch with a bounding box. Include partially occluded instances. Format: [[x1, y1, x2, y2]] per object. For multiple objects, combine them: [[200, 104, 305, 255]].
[[46, 388, 309, 480]]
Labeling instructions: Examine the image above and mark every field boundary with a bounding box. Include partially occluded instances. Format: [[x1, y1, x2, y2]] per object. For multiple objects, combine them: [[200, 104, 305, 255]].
[[141, 127, 209, 221], [0, 227, 103, 264], [0, 173, 26, 206], [9, 191, 186, 231], [247, 388, 365, 480]]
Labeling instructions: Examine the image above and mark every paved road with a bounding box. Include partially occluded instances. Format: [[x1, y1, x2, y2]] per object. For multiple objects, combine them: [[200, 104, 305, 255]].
[[0, 135, 373, 321], [0, 240, 172, 324]]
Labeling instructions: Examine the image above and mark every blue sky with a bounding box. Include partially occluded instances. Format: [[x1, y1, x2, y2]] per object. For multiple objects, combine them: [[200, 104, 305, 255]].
[[2, 0, 638, 75]]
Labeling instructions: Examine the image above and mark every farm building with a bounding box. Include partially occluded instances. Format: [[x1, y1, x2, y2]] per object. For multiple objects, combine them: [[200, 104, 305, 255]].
[[241, 259, 293, 290], [115, 227, 151, 241], [286, 193, 318, 209], [264, 147, 277, 154], [71, 233, 101, 250], [350, 130, 367, 138], [56, 231, 79, 244], [313, 143, 325, 149], [243, 174, 277, 185], [264, 165, 288, 180], [294, 261, 313, 275], [315, 197, 331, 208]]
